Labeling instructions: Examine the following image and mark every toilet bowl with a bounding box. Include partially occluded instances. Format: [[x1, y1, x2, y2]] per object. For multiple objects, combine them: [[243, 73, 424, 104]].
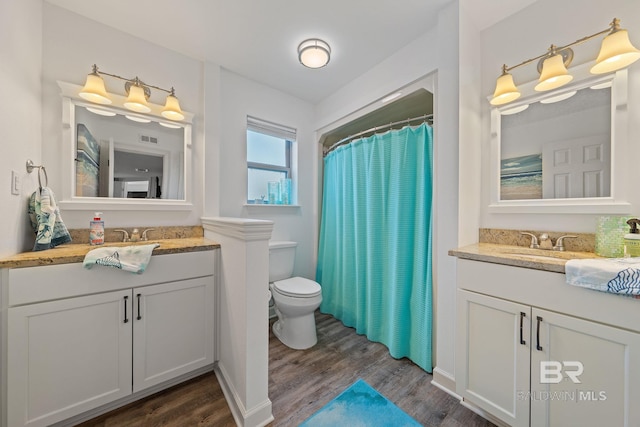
[[269, 241, 322, 350], [270, 277, 322, 350]]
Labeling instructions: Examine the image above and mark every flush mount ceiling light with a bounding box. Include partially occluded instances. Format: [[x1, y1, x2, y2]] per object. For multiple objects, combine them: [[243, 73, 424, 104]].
[[490, 18, 640, 106], [79, 64, 185, 121], [298, 39, 331, 68]]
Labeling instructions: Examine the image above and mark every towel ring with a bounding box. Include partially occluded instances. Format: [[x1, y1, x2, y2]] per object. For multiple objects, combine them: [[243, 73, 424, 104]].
[[26, 159, 49, 189]]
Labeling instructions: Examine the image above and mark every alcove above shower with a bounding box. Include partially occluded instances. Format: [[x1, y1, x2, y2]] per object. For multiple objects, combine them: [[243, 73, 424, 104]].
[[319, 88, 434, 153]]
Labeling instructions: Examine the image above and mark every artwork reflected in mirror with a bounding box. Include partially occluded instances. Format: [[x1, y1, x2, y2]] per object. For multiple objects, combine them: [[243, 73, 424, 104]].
[[499, 83, 611, 200], [74, 106, 185, 200]]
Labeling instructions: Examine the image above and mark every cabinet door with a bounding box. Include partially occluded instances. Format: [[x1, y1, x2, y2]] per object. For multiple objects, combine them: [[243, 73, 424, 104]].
[[456, 290, 531, 427], [531, 308, 640, 427], [133, 277, 214, 392], [7, 290, 132, 427]]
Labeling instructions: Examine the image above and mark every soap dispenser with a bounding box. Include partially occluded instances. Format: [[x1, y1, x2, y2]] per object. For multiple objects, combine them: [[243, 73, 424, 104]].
[[89, 212, 104, 246], [624, 218, 640, 257]]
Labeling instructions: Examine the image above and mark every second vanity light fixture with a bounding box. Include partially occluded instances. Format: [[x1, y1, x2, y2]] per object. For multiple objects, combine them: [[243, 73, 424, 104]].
[[490, 18, 640, 106], [79, 64, 185, 121]]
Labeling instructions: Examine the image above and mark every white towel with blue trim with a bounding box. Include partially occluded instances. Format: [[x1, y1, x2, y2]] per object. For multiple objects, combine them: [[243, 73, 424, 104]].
[[83, 243, 159, 274], [565, 257, 640, 297]]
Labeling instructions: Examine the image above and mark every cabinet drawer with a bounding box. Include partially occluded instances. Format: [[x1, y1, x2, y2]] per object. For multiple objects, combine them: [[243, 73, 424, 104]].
[[8, 250, 216, 306]]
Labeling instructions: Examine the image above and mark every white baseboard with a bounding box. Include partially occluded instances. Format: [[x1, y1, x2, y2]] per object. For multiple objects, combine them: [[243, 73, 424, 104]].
[[431, 367, 458, 398], [214, 362, 274, 427]]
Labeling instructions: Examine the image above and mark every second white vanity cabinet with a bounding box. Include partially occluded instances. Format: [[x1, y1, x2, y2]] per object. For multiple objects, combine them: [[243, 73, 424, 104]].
[[456, 259, 640, 427], [2, 250, 216, 427]]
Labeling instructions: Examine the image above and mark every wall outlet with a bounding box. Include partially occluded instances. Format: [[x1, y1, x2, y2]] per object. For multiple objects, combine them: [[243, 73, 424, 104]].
[[11, 170, 20, 195]]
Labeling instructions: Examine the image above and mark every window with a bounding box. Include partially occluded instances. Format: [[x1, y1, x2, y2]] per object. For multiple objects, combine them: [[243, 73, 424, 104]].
[[247, 116, 295, 204]]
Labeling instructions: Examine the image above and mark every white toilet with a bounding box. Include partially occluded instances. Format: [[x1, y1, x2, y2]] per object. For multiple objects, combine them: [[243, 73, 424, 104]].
[[269, 241, 322, 350]]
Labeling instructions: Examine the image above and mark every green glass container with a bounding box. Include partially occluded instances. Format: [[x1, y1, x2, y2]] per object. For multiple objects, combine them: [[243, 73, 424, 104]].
[[595, 215, 629, 258]]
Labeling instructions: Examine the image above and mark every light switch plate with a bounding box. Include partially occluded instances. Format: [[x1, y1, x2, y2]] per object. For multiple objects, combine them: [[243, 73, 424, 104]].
[[11, 170, 20, 195]]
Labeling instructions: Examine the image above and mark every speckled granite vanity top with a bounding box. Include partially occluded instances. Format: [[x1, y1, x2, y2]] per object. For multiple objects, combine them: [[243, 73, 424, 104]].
[[0, 226, 220, 269], [449, 243, 601, 273], [449, 228, 601, 274]]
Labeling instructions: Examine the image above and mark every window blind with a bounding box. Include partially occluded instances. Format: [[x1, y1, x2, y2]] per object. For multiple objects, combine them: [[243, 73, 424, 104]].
[[247, 116, 297, 141]]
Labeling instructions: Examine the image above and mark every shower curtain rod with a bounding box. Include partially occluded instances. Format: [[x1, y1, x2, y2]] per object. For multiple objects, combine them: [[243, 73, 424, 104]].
[[324, 113, 433, 156]]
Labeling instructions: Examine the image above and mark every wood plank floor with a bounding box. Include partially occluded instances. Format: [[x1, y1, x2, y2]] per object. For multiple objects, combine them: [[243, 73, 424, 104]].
[[77, 311, 495, 426]]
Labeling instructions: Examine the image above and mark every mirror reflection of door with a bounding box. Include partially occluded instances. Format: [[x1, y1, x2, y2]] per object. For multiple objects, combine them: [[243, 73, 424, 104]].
[[113, 151, 164, 199], [74, 106, 185, 200], [500, 84, 611, 200]]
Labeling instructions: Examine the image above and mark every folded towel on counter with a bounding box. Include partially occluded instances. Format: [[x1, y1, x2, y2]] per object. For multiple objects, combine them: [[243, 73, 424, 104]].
[[28, 187, 72, 251], [83, 243, 160, 274], [565, 257, 640, 298]]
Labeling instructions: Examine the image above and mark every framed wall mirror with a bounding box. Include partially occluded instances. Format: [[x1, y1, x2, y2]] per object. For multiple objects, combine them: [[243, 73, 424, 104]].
[[58, 81, 193, 210], [489, 66, 631, 214]]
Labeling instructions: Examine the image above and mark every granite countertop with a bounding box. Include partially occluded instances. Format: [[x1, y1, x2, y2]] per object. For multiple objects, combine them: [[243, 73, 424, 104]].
[[449, 242, 601, 274], [0, 238, 220, 269]]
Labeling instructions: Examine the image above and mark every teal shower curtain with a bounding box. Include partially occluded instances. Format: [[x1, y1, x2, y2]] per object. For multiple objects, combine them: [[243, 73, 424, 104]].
[[316, 123, 433, 372]]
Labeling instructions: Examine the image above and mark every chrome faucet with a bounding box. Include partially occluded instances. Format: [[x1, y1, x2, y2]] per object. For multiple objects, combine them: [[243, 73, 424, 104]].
[[520, 232, 539, 249], [520, 232, 577, 251], [553, 235, 577, 251], [141, 228, 155, 241], [115, 229, 130, 242]]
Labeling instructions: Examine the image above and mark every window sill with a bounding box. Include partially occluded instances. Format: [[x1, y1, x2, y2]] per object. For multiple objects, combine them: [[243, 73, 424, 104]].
[[243, 204, 300, 209]]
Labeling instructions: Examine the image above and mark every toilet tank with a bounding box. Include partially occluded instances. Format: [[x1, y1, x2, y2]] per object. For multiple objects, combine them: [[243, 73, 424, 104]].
[[269, 241, 297, 282]]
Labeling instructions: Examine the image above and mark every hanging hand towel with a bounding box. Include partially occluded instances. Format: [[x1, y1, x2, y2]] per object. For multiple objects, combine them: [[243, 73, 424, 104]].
[[28, 187, 72, 251], [83, 243, 160, 274], [565, 257, 640, 298]]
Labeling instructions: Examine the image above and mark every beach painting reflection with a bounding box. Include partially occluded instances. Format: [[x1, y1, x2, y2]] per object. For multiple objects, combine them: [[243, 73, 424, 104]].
[[501, 153, 542, 200]]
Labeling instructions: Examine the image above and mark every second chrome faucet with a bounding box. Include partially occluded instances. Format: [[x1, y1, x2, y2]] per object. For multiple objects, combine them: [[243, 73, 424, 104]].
[[520, 232, 577, 251], [115, 228, 156, 242]]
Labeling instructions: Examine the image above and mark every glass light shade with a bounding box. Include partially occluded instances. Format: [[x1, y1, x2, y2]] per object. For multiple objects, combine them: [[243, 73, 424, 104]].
[[125, 114, 151, 123], [298, 39, 331, 68], [79, 73, 111, 105], [159, 121, 182, 129], [501, 104, 529, 115], [86, 106, 116, 117], [490, 72, 521, 105], [161, 94, 185, 121], [590, 29, 640, 74], [534, 54, 573, 91], [124, 84, 151, 113], [540, 90, 577, 104]]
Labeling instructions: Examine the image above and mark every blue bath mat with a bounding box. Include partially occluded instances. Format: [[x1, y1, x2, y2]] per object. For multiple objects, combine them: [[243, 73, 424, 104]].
[[299, 379, 421, 426]]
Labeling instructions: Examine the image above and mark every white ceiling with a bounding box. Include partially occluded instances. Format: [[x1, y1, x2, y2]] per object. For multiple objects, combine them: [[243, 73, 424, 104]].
[[45, 0, 538, 104]]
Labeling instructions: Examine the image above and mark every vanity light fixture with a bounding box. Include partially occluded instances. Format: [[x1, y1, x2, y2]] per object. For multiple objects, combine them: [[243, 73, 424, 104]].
[[490, 18, 640, 106], [79, 64, 185, 121], [298, 39, 331, 68]]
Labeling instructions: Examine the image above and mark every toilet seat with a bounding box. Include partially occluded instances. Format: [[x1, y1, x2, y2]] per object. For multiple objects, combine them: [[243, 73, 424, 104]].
[[273, 277, 321, 298]]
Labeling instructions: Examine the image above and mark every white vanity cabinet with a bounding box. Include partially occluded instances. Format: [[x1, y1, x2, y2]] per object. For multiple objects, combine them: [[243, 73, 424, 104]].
[[2, 250, 217, 427], [456, 259, 640, 427]]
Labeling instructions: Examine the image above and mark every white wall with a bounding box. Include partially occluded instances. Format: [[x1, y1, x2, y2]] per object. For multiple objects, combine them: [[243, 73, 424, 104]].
[[217, 69, 316, 278], [41, 3, 206, 229], [479, 0, 640, 231], [0, 0, 43, 256]]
